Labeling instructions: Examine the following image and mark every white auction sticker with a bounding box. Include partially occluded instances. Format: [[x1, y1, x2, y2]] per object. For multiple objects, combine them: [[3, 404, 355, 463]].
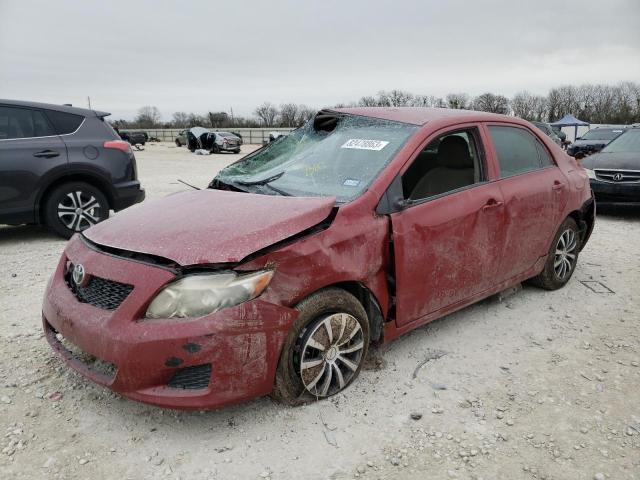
[[341, 138, 389, 151]]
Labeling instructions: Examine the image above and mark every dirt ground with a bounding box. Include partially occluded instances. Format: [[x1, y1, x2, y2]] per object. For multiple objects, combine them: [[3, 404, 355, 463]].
[[1, 142, 639, 480]]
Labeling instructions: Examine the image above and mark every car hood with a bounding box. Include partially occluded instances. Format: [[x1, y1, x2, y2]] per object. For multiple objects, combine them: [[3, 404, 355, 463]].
[[84, 189, 336, 265], [582, 151, 640, 170]]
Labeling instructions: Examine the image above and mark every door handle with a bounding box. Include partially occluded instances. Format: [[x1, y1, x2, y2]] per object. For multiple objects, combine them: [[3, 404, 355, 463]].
[[552, 181, 566, 191], [482, 198, 503, 210], [33, 150, 60, 159]]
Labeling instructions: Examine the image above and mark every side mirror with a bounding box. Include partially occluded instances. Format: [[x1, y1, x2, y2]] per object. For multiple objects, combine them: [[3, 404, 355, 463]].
[[576, 136, 582, 140]]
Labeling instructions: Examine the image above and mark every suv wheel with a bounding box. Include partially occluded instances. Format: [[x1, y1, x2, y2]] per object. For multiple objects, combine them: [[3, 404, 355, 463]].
[[44, 182, 109, 238], [175, 139, 181, 147]]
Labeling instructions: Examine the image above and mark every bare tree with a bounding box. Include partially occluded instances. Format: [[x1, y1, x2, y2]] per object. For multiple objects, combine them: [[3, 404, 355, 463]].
[[473, 93, 510, 114], [446, 93, 470, 109], [254, 102, 279, 127], [279, 103, 300, 127], [296, 105, 316, 125], [171, 112, 190, 128], [411, 95, 445, 108], [135, 106, 161, 127], [358, 95, 378, 107], [377, 90, 414, 107]]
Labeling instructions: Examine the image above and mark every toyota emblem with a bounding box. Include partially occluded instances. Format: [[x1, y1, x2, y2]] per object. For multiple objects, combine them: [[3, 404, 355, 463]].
[[612, 173, 624, 181], [72, 264, 86, 286]]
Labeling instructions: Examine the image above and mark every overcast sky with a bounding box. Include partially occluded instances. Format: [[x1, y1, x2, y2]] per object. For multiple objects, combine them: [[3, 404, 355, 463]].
[[1, 0, 639, 120]]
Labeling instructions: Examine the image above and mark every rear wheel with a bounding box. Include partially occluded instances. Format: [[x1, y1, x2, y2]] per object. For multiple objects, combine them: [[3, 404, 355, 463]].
[[43, 182, 109, 239], [175, 139, 181, 147], [272, 289, 369, 404], [531, 217, 580, 290]]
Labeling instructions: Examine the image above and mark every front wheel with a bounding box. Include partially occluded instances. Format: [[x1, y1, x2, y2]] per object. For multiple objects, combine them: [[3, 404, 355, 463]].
[[211, 144, 220, 154], [531, 217, 580, 290], [43, 182, 109, 239], [175, 139, 181, 147], [272, 289, 369, 404]]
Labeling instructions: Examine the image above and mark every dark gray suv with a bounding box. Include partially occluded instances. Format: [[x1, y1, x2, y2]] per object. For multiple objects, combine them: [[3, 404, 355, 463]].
[[0, 100, 145, 238]]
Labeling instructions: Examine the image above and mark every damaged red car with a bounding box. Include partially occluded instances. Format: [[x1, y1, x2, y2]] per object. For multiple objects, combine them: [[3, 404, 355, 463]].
[[43, 108, 595, 409]]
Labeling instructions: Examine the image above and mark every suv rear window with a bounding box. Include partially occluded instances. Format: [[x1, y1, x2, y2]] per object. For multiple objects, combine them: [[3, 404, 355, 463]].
[[44, 110, 84, 135]]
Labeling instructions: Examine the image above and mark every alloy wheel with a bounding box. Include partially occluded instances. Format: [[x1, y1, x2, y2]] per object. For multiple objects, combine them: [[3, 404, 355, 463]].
[[298, 313, 365, 397], [554, 228, 577, 280], [57, 191, 101, 232]]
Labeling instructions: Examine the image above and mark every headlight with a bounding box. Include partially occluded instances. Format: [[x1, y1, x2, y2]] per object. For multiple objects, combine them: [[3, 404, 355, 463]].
[[145, 270, 273, 319], [584, 168, 596, 179]]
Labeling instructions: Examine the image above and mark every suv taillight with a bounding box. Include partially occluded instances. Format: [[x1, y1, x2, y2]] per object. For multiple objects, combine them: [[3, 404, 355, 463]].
[[104, 140, 131, 153]]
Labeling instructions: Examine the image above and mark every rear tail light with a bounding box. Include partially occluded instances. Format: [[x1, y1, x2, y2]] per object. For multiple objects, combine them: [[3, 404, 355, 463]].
[[103, 140, 131, 153]]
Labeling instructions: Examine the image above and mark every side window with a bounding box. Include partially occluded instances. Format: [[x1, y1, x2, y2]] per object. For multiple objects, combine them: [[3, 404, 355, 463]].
[[535, 140, 554, 167], [402, 129, 483, 201], [44, 110, 84, 135], [489, 126, 550, 177], [0, 106, 55, 139], [32, 110, 55, 137]]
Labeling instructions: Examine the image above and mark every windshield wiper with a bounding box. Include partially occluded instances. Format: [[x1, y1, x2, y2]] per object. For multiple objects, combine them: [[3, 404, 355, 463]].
[[235, 171, 285, 186]]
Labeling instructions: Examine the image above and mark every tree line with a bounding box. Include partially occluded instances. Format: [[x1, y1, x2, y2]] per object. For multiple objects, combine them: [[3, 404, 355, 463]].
[[111, 81, 640, 130]]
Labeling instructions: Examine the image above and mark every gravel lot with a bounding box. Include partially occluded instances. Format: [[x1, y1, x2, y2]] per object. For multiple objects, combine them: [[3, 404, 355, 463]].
[[1, 142, 639, 480]]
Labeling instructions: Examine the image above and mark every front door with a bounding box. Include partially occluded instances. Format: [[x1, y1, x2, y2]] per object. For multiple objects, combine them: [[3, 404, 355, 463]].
[[0, 106, 68, 222], [389, 126, 506, 327]]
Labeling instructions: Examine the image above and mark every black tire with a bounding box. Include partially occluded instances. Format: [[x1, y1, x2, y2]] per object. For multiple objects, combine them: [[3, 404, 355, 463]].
[[530, 217, 580, 290], [175, 139, 181, 147], [43, 182, 109, 239], [211, 144, 220, 154], [272, 288, 369, 405], [234, 149, 241, 154]]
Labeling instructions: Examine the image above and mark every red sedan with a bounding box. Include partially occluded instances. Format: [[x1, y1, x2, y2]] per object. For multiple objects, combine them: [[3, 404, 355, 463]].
[[42, 107, 595, 409]]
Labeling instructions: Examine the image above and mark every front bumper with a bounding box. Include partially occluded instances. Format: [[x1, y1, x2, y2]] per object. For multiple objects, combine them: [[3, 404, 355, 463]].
[[42, 235, 297, 410], [590, 179, 640, 205]]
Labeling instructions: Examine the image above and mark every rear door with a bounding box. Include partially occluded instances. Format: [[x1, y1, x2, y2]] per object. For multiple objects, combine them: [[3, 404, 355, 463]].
[[389, 125, 506, 327], [485, 124, 568, 282], [0, 106, 68, 222]]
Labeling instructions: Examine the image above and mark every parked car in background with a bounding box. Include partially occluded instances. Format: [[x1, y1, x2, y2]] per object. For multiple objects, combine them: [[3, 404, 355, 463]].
[[118, 130, 147, 150], [175, 130, 188, 147], [531, 121, 562, 145], [567, 127, 626, 157], [582, 127, 640, 205], [229, 131, 244, 145], [185, 127, 241, 153], [0, 99, 145, 238], [43, 107, 593, 410]]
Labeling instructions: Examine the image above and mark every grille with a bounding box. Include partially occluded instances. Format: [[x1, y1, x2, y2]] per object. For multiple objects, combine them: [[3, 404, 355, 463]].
[[65, 273, 133, 310], [167, 364, 212, 390], [594, 169, 640, 183]]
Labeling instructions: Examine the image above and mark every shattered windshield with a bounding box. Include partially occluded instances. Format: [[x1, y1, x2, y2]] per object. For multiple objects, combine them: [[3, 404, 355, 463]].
[[213, 112, 418, 202]]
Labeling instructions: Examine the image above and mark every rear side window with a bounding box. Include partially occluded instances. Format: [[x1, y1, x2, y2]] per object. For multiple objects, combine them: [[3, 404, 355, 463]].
[[0, 106, 55, 139], [44, 110, 84, 135], [489, 126, 551, 177]]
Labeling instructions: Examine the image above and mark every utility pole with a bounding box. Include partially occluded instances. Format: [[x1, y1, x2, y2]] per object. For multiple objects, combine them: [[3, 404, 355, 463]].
[[230, 107, 234, 125], [87, 96, 92, 109]]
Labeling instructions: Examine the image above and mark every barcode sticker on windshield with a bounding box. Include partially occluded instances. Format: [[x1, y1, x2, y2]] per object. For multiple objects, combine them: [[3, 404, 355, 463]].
[[341, 139, 389, 151]]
